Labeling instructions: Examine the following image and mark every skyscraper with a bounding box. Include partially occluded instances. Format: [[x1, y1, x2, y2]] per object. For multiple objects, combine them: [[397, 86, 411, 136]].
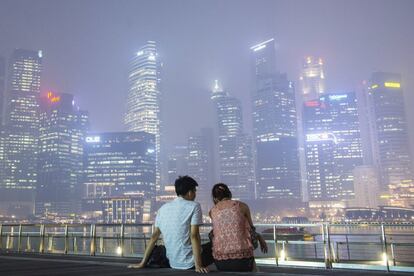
[[300, 56, 326, 102], [83, 132, 156, 213], [303, 92, 364, 202], [36, 92, 89, 216], [250, 39, 301, 200], [211, 80, 255, 200], [0, 49, 42, 217], [298, 56, 327, 201], [367, 72, 414, 207], [0, 56, 5, 125], [124, 41, 163, 190], [187, 128, 216, 211]]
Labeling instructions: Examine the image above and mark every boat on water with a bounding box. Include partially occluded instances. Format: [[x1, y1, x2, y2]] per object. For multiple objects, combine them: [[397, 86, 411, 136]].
[[261, 227, 313, 241]]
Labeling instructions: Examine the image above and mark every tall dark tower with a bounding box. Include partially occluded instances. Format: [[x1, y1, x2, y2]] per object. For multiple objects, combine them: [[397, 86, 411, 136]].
[[368, 72, 414, 207], [211, 80, 255, 200], [0, 49, 42, 217], [36, 92, 89, 216], [250, 39, 301, 201], [0, 56, 5, 125]]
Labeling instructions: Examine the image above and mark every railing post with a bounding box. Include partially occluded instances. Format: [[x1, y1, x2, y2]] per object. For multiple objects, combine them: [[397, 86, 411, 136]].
[[273, 224, 279, 266], [17, 224, 22, 253], [26, 234, 31, 251], [322, 223, 332, 269], [64, 224, 69, 254], [381, 223, 390, 272], [390, 243, 396, 266], [327, 224, 335, 263], [90, 224, 96, 256], [39, 224, 45, 253], [120, 224, 125, 257], [0, 224, 3, 250], [345, 234, 350, 260]]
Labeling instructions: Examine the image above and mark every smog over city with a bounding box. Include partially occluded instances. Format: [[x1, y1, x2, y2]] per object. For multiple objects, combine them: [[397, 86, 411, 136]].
[[1, 0, 414, 224]]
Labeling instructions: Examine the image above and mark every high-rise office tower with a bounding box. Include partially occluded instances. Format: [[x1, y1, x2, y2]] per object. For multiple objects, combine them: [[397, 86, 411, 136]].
[[83, 132, 156, 214], [367, 72, 414, 207], [0, 49, 42, 217], [300, 56, 326, 102], [167, 145, 188, 186], [303, 92, 364, 202], [250, 39, 301, 200], [298, 56, 327, 202], [36, 92, 89, 216], [187, 128, 216, 211], [0, 56, 5, 125], [0, 57, 5, 195], [124, 41, 163, 190], [211, 80, 255, 200]]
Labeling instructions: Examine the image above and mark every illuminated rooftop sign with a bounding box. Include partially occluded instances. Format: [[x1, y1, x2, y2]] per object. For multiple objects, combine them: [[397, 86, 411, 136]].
[[250, 38, 274, 52], [329, 94, 348, 101], [384, 82, 401, 88], [47, 91, 61, 103], [306, 133, 338, 144], [86, 136, 101, 143]]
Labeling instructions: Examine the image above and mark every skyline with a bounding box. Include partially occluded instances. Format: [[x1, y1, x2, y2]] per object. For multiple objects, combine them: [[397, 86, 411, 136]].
[[1, 0, 414, 154]]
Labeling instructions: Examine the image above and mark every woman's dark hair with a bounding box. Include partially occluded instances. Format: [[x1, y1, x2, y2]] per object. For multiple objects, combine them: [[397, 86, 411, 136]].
[[212, 183, 232, 203], [175, 175, 198, 196]]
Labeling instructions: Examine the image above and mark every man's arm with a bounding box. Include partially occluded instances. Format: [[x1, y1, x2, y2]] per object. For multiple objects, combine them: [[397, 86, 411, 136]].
[[128, 227, 161, 268], [190, 225, 208, 273]]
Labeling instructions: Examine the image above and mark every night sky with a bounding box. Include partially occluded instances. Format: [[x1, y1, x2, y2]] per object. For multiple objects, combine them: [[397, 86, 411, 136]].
[[1, 0, 414, 153]]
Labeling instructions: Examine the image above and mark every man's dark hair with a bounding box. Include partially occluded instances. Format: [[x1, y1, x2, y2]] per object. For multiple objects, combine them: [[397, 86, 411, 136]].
[[212, 183, 232, 202], [175, 175, 198, 196]]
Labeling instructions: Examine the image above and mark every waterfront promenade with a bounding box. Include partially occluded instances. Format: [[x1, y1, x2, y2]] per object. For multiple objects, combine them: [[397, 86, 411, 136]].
[[1, 223, 414, 275], [0, 252, 410, 276]]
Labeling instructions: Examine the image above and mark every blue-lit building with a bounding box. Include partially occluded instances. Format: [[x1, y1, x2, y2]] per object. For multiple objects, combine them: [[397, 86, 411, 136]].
[[0, 49, 42, 217], [83, 132, 156, 216], [303, 92, 363, 201], [250, 39, 301, 200], [367, 72, 414, 207], [211, 80, 255, 200], [36, 92, 89, 216]]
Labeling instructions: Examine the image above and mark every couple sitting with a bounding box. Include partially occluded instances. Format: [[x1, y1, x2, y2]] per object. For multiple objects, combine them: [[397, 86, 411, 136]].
[[129, 175, 267, 273]]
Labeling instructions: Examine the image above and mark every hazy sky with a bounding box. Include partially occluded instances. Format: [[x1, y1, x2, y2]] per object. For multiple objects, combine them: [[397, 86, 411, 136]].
[[1, 0, 414, 152]]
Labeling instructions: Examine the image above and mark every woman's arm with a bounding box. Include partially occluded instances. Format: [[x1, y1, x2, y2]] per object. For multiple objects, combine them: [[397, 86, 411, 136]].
[[240, 202, 268, 254]]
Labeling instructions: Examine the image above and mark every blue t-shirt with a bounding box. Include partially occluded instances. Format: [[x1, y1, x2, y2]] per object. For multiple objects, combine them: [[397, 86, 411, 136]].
[[155, 197, 203, 269]]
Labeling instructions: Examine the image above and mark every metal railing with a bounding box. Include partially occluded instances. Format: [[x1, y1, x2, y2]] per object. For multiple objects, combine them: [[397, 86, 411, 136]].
[[1, 222, 414, 273]]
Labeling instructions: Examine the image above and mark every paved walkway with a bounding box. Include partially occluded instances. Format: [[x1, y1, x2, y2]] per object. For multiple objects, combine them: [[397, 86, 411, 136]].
[[0, 253, 409, 276]]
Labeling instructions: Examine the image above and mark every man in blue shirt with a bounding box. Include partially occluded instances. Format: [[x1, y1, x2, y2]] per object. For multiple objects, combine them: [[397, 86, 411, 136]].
[[129, 176, 209, 273]]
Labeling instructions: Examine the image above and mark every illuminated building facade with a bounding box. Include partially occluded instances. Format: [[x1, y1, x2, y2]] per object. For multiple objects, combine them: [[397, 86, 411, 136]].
[[211, 80, 255, 200], [304, 92, 363, 201], [300, 56, 326, 102], [250, 39, 301, 200], [83, 132, 156, 215], [187, 128, 216, 210], [349, 166, 379, 208], [0, 56, 5, 125], [298, 56, 327, 202], [36, 92, 89, 216], [102, 195, 152, 223], [124, 41, 163, 190], [167, 145, 188, 185], [0, 49, 42, 217], [367, 72, 414, 207]]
